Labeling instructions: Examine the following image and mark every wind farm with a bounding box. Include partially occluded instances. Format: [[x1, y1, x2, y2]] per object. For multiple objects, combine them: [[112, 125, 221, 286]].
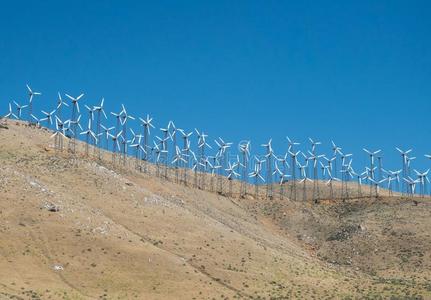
[[2, 87, 428, 202], [0, 85, 431, 299]]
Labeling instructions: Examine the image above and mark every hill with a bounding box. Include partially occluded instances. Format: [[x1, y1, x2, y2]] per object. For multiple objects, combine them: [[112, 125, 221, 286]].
[[0, 120, 430, 299]]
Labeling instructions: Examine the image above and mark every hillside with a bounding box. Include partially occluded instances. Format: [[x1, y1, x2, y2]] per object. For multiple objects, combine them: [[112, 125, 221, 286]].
[[0, 120, 430, 299]]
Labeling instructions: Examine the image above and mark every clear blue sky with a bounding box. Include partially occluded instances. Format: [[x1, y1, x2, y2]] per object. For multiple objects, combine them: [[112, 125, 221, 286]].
[[1, 0, 430, 171]]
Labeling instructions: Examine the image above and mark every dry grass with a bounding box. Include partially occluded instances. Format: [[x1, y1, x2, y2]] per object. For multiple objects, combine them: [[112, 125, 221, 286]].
[[0, 119, 430, 299]]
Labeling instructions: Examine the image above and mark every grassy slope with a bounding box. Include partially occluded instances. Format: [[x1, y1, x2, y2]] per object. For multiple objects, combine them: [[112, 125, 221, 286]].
[[0, 120, 430, 299]]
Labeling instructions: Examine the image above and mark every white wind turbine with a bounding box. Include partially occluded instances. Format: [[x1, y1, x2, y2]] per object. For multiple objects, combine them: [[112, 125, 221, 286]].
[[80, 119, 98, 156], [261, 138, 274, 199], [139, 114, 155, 165], [226, 161, 240, 196], [56, 92, 69, 121], [65, 93, 84, 153], [403, 177, 419, 198], [130, 135, 145, 170], [179, 130, 193, 185], [368, 177, 387, 198], [3, 103, 18, 119], [109, 130, 123, 163], [363, 148, 381, 180], [119, 104, 135, 165], [13, 100, 28, 119], [325, 172, 340, 200], [100, 125, 115, 151], [26, 84, 41, 123], [93, 98, 108, 158], [414, 169, 430, 197], [249, 157, 265, 198], [215, 137, 232, 193], [287, 148, 301, 201], [298, 160, 312, 202], [172, 145, 187, 183], [396, 147, 412, 194], [239, 141, 251, 197], [195, 128, 212, 189], [51, 116, 67, 151], [30, 114, 42, 127], [331, 141, 342, 178], [406, 155, 416, 179], [307, 150, 325, 203], [41, 108, 56, 129], [308, 138, 321, 155], [273, 160, 290, 199]]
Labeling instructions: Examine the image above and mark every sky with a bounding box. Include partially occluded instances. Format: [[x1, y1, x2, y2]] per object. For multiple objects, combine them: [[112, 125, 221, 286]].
[[0, 0, 430, 172]]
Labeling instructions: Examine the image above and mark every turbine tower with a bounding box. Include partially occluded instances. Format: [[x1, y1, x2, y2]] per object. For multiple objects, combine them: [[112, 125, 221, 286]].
[[26, 84, 41, 124], [396, 147, 412, 194], [239, 141, 250, 198], [139, 114, 155, 173], [363, 148, 381, 181], [65, 93, 84, 153], [261, 139, 274, 199], [287, 136, 300, 201], [93, 98, 108, 159]]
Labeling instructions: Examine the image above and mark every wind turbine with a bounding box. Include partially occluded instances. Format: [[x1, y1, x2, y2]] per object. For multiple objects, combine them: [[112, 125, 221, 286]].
[[139, 114, 155, 169], [3, 103, 18, 119], [100, 125, 115, 151], [286, 136, 300, 151], [363, 148, 381, 181], [172, 145, 187, 183], [249, 157, 265, 198], [331, 141, 342, 178], [340, 159, 354, 200], [30, 114, 42, 127], [168, 121, 178, 165], [65, 93, 84, 153], [13, 101, 28, 119], [406, 155, 416, 178], [288, 149, 301, 201], [41, 108, 56, 129], [324, 156, 336, 179], [207, 156, 221, 192], [308, 150, 325, 203], [273, 160, 290, 199], [195, 128, 211, 189], [215, 137, 232, 193], [56, 92, 69, 121], [239, 141, 250, 197], [396, 147, 412, 194], [93, 98, 107, 158], [326, 173, 340, 200], [51, 116, 68, 151], [179, 130, 193, 185], [119, 104, 135, 165], [261, 138, 274, 199], [414, 169, 430, 197], [109, 130, 123, 163], [80, 119, 98, 156], [298, 160, 312, 202], [369, 177, 387, 198], [226, 161, 240, 197], [308, 138, 321, 155], [158, 126, 170, 178], [26, 84, 41, 123], [130, 134, 145, 170], [403, 177, 419, 198]]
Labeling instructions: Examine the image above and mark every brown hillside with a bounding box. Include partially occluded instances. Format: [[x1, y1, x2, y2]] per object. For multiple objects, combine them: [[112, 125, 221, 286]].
[[0, 120, 430, 299]]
